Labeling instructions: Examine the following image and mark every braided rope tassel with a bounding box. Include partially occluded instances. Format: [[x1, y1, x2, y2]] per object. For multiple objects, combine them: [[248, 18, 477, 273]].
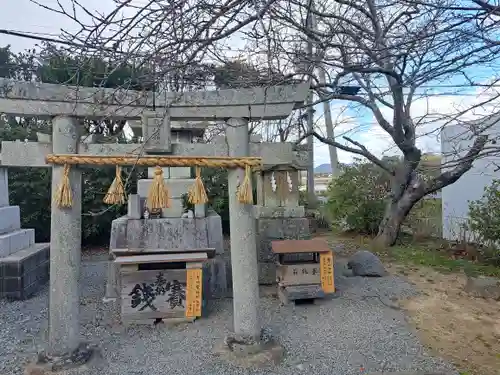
[[54, 164, 72, 208], [147, 167, 170, 210], [188, 166, 209, 204], [236, 164, 253, 204], [103, 166, 126, 205]]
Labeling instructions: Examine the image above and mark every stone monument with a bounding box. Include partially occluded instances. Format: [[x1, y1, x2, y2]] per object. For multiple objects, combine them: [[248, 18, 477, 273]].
[[0, 164, 50, 300], [254, 166, 311, 284], [106, 118, 228, 300]]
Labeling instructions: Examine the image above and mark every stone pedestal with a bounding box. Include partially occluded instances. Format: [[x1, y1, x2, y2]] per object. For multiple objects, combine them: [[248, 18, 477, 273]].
[[106, 212, 228, 299], [255, 215, 311, 284], [107, 120, 227, 306], [254, 169, 310, 285], [109, 213, 224, 253], [0, 167, 50, 300]]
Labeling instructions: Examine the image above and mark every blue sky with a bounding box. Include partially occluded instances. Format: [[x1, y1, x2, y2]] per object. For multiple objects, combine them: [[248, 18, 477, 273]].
[[312, 63, 500, 166]]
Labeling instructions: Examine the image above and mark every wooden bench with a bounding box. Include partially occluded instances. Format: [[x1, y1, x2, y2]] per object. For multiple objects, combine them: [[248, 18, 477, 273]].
[[271, 239, 335, 304], [114, 251, 209, 325]]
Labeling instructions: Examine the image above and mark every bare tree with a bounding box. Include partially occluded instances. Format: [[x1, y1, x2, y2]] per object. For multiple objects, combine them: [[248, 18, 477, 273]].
[[264, 0, 500, 246], [32, 0, 500, 246]]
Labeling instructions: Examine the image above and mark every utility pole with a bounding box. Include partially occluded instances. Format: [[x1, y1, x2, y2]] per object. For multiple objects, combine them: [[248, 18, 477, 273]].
[[308, 1, 338, 177], [306, 1, 316, 207], [318, 68, 339, 177]]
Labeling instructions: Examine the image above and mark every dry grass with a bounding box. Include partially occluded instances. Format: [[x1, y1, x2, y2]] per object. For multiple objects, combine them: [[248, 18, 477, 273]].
[[320, 231, 500, 375], [389, 264, 500, 375]]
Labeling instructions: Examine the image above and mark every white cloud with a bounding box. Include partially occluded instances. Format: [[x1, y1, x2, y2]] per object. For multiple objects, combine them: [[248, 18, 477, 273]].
[[313, 84, 500, 166]]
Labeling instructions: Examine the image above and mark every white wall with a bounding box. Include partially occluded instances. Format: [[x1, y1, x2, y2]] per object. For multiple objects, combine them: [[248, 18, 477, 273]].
[[441, 117, 500, 241]]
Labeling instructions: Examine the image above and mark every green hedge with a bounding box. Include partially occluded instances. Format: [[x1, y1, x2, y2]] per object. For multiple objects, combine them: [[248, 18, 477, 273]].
[[8, 165, 232, 245]]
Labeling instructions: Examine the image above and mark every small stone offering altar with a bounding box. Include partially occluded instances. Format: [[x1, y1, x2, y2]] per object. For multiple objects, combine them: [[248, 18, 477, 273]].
[[271, 238, 335, 304]]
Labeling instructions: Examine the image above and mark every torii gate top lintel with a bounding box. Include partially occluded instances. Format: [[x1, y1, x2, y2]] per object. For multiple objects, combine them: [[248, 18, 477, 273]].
[[0, 78, 309, 121]]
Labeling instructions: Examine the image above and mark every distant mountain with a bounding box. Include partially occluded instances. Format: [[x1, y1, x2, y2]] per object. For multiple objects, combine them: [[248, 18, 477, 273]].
[[314, 163, 332, 173]]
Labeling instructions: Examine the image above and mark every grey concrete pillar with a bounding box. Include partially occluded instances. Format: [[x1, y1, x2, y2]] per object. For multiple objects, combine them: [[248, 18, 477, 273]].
[[0, 167, 9, 207], [49, 116, 82, 354], [226, 117, 260, 340]]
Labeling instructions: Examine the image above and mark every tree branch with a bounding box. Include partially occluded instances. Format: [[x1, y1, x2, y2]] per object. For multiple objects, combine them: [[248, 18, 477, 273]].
[[295, 131, 395, 175], [425, 135, 489, 194], [472, 0, 500, 16]]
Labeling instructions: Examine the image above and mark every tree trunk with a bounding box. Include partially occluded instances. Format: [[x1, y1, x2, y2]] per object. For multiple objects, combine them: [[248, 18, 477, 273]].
[[374, 188, 421, 247]]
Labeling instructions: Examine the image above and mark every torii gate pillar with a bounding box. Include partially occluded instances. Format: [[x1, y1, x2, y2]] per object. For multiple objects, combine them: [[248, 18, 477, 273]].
[[48, 116, 83, 355], [226, 117, 260, 340]]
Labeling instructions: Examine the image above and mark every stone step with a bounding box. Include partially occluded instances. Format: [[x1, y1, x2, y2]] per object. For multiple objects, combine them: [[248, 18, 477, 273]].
[[0, 206, 21, 235], [0, 229, 35, 258], [0, 242, 50, 300]]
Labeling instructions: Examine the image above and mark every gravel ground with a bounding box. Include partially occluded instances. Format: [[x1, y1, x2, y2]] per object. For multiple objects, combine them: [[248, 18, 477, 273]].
[[0, 258, 458, 375]]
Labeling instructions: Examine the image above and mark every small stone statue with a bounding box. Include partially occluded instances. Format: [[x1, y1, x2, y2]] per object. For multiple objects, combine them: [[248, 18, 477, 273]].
[[150, 208, 162, 219], [181, 210, 194, 218], [143, 207, 150, 220]]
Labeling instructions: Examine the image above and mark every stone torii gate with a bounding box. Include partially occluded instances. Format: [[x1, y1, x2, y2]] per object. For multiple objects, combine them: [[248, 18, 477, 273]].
[[0, 78, 308, 361]]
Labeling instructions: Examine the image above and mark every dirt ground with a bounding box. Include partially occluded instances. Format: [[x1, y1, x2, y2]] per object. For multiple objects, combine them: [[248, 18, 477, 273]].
[[320, 232, 500, 375], [386, 263, 500, 375]]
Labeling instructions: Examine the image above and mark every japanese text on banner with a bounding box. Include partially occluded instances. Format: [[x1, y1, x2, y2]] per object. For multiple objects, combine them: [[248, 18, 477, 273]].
[[186, 269, 203, 317], [320, 251, 335, 293]]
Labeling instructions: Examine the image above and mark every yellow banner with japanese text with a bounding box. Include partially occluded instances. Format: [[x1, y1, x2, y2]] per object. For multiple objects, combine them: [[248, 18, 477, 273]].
[[185, 268, 203, 317], [320, 251, 335, 293]]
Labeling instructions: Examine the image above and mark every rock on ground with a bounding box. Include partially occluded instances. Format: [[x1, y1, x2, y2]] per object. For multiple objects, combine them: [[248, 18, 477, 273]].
[[348, 250, 389, 277], [0, 258, 458, 375], [464, 275, 500, 300]]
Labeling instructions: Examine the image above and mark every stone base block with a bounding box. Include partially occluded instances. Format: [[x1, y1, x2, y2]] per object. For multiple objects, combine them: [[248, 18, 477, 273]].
[[0, 206, 21, 235], [0, 228, 35, 257], [278, 284, 325, 304], [26, 342, 96, 373], [203, 256, 230, 298], [0, 243, 50, 300], [214, 331, 284, 368], [256, 217, 311, 263], [253, 206, 305, 218], [110, 214, 224, 255], [258, 262, 276, 285], [127, 194, 141, 219]]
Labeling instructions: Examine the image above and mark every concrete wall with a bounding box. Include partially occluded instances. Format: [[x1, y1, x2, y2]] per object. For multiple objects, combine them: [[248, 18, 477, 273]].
[[441, 121, 500, 241]]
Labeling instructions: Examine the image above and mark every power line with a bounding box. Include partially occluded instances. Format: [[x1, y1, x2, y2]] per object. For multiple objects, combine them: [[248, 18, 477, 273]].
[[0, 29, 126, 54], [3, 29, 63, 38], [1, 29, 499, 95]]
